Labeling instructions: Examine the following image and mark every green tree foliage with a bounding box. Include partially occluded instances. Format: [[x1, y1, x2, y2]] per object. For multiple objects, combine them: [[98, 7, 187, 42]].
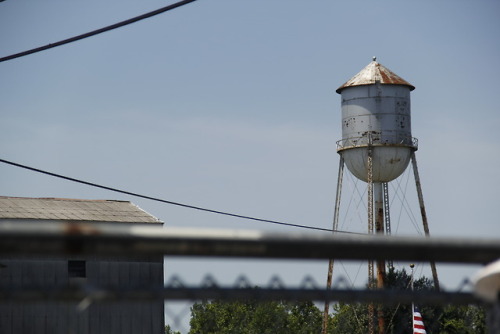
[[329, 267, 487, 334], [186, 269, 486, 334], [165, 324, 181, 334], [188, 299, 322, 334], [329, 302, 367, 334], [439, 305, 486, 334]]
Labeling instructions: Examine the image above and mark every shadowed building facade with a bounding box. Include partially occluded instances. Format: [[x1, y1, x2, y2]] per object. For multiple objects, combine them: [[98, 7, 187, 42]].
[[0, 196, 164, 334]]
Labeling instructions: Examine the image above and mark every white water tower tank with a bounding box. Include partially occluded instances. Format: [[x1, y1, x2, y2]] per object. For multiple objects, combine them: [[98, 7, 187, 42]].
[[336, 58, 417, 182]]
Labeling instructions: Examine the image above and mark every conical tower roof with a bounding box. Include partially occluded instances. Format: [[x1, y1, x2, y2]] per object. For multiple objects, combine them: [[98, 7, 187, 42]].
[[336, 58, 415, 93]]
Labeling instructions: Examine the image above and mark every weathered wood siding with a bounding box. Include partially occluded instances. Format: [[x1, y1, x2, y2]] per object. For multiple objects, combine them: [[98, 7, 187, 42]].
[[0, 257, 164, 334]]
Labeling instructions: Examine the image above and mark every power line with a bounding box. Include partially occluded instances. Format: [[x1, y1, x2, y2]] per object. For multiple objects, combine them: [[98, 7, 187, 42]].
[[0, 158, 360, 234], [0, 0, 198, 63]]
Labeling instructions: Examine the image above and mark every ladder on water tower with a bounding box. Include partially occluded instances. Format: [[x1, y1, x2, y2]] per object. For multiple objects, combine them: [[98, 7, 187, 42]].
[[383, 182, 393, 269]]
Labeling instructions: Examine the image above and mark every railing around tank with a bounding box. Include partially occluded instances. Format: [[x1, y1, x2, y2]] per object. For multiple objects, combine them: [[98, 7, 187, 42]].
[[336, 134, 418, 151]]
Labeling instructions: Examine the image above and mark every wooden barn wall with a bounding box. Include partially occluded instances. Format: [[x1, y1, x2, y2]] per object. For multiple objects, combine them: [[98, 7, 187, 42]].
[[0, 256, 164, 334]]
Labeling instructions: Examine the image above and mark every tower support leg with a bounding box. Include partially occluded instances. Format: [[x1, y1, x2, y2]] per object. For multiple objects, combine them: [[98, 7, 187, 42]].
[[411, 152, 440, 291], [322, 157, 344, 334], [367, 147, 375, 334], [374, 183, 386, 334]]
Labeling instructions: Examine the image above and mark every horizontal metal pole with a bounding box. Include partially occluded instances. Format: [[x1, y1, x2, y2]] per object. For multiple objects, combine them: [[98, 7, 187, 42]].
[[0, 221, 499, 264], [0, 286, 480, 305]]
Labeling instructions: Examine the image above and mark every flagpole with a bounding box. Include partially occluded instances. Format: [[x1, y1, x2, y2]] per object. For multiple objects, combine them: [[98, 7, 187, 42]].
[[410, 264, 415, 332], [411, 266, 428, 334]]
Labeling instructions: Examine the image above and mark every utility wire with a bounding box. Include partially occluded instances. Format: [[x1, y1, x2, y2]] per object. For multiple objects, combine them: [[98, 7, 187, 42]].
[[0, 0, 359, 236], [0, 0, 198, 63], [0, 158, 361, 234]]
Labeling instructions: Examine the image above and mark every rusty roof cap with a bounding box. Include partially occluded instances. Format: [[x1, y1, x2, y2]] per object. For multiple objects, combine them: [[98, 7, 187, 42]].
[[336, 58, 415, 93]]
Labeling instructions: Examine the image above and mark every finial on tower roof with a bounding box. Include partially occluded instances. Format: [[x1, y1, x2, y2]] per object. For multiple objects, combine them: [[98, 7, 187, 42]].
[[372, 56, 377, 62]]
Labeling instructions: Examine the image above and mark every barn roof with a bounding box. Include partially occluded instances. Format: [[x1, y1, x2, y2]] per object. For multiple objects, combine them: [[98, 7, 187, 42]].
[[0, 196, 162, 224]]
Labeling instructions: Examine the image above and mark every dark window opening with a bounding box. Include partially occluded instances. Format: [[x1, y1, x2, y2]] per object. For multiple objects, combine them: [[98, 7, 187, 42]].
[[68, 260, 86, 278]]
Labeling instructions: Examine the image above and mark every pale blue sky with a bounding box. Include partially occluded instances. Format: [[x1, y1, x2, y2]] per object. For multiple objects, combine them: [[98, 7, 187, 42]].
[[1, 0, 499, 329]]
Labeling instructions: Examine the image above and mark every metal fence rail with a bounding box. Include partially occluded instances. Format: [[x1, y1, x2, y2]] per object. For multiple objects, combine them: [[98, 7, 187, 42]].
[[0, 221, 495, 305], [0, 221, 499, 264], [1, 221, 496, 332], [0, 283, 479, 305]]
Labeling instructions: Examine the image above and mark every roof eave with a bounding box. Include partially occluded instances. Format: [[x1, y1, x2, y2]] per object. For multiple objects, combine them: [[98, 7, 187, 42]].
[[336, 82, 416, 94]]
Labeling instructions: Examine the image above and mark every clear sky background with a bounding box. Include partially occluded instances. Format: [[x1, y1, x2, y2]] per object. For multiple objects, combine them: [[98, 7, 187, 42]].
[[1, 0, 499, 329]]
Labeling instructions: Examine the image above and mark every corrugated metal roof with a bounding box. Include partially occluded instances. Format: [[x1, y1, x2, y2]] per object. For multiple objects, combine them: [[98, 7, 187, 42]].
[[336, 58, 415, 93], [0, 196, 162, 223]]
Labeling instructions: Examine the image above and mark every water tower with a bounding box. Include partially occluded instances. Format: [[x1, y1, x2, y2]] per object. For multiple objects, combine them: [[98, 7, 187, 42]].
[[322, 58, 439, 334]]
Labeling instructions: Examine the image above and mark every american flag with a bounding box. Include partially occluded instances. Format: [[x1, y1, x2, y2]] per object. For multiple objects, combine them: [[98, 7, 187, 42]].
[[413, 306, 427, 334]]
